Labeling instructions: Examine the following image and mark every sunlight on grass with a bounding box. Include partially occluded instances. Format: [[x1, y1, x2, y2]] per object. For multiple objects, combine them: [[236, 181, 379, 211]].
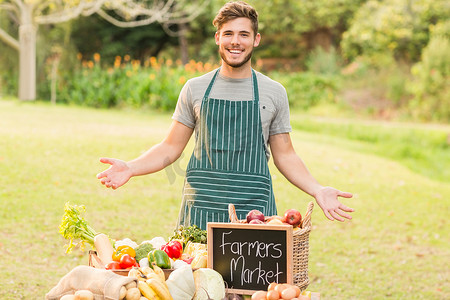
[[289, 111, 450, 182]]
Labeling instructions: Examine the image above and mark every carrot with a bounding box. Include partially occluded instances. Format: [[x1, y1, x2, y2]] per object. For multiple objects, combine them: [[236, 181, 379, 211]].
[[94, 233, 114, 266]]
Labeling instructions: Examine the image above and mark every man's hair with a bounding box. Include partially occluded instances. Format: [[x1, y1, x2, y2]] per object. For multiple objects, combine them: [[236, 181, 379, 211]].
[[212, 1, 258, 35]]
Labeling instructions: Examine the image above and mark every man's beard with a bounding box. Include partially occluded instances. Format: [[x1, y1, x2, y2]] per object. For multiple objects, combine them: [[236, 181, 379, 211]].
[[219, 48, 254, 68]]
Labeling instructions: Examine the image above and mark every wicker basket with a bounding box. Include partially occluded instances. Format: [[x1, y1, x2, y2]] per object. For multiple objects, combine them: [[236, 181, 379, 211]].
[[228, 202, 314, 291]]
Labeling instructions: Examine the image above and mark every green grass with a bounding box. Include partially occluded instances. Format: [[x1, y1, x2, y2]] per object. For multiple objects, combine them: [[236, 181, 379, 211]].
[[0, 98, 449, 299], [289, 113, 450, 182]]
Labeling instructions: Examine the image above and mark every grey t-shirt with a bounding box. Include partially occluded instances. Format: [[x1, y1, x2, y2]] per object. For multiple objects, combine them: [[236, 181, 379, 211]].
[[172, 69, 292, 159]]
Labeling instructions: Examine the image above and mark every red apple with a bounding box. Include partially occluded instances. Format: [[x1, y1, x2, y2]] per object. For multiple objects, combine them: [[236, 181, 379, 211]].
[[249, 219, 265, 224], [246, 209, 265, 223], [284, 209, 302, 227]]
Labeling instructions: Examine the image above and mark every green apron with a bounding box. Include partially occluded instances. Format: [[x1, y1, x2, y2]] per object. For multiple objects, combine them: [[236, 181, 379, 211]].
[[177, 69, 277, 230]]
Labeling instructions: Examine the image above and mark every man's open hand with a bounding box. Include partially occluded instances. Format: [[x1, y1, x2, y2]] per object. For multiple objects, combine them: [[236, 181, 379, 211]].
[[96, 157, 132, 189], [314, 186, 354, 221]]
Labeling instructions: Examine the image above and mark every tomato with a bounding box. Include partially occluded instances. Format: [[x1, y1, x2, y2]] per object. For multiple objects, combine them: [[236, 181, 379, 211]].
[[119, 254, 136, 269], [112, 245, 136, 261], [105, 261, 121, 270]]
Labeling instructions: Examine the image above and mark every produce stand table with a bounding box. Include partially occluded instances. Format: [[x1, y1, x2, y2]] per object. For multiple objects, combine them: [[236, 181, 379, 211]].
[[89, 250, 320, 299], [87, 201, 319, 299]]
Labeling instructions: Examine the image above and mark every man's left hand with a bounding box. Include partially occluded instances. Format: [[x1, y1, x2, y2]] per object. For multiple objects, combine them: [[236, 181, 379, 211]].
[[314, 186, 354, 221]]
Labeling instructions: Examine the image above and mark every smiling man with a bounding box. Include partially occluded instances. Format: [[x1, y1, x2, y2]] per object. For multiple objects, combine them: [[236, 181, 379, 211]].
[[97, 1, 354, 230], [215, 16, 260, 71]]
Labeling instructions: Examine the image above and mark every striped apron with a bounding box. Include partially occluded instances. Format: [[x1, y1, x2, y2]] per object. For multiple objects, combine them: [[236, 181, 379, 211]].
[[177, 69, 277, 230]]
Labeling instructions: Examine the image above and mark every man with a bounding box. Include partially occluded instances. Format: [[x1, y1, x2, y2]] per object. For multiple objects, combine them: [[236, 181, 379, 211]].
[[97, 1, 354, 230]]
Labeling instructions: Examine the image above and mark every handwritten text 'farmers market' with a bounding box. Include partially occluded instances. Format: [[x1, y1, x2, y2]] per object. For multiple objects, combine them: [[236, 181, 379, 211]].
[[220, 231, 283, 285]]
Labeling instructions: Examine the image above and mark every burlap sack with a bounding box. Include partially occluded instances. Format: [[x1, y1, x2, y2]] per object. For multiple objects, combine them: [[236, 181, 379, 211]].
[[45, 265, 137, 300]]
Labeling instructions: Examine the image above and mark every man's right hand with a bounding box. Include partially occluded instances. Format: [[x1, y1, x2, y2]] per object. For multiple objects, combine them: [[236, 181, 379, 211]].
[[96, 157, 133, 189]]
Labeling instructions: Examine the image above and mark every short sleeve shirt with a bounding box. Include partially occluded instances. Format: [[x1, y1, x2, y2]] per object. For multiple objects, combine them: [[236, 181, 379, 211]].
[[172, 69, 292, 159]]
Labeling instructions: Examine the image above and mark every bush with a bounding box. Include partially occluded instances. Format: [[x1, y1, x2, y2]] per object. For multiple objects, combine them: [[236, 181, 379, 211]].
[[0, 35, 18, 97], [341, 0, 449, 63], [305, 46, 343, 76], [271, 72, 340, 109], [56, 55, 217, 110], [341, 56, 413, 108], [51, 53, 340, 112], [408, 35, 450, 121]]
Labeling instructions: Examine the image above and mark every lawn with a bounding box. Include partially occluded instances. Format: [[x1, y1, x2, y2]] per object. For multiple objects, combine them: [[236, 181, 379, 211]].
[[0, 99, 448, 299]]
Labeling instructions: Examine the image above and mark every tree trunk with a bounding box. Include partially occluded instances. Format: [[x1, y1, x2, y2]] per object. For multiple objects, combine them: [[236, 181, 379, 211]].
[[19, 5, 36, 101], [305, 28, 332, 51], [179, 23, 189, 65]]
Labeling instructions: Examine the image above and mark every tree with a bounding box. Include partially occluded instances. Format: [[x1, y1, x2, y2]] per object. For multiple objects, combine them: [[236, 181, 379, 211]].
[[0, 0, 208, 101], [252, 0, 368, 59], [70, 14, 177, 63], [341, 0, 450, 63]]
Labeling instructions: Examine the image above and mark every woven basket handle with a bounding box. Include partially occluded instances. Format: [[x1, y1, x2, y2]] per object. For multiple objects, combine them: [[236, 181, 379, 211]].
[[228, 203, 239, 223], [301, 201, 314, 229], [88, 250, 105, 268]]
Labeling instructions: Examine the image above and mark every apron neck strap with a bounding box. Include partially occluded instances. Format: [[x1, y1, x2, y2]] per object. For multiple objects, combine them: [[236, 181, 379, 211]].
[[204, 68, 259, 103], [252, 69, 259, 103]]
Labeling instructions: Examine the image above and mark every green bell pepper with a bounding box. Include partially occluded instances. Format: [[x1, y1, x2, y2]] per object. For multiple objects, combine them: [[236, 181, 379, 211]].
[[147, 249, 171, 269]]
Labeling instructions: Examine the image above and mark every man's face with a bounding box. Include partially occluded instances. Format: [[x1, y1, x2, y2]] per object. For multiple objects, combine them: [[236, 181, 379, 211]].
[[215, 17, 261, 69]]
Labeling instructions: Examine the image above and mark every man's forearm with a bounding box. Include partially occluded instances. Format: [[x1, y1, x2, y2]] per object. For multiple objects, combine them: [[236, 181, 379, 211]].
[[274, 152, 323, 198], [128, 142, 182, 177]]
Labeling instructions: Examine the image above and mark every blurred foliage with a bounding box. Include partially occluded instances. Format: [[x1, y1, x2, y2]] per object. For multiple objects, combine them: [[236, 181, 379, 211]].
[[340, 57, 413, 112], [341, 0, 450, 63], [169, 0, 367, 61], [253, 0, 367, 59], [50, 53, 339, 111], [408, 34, 450, 121], [1, 0, 449, 122], [37, 21, 80, 99], [0, 10, 18, 97], [305, 46, 343, 75], [70, 14, 178, 64], [54, 55, 218, 110], [182, 1, 223, 62], [271, 71, 340, 109]]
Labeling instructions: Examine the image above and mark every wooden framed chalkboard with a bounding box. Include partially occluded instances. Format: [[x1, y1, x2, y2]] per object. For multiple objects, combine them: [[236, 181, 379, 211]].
[[207, 222, 293, 295]]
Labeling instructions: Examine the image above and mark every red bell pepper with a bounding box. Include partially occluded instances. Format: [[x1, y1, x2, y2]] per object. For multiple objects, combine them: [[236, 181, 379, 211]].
[[161, 240, 183, 259]]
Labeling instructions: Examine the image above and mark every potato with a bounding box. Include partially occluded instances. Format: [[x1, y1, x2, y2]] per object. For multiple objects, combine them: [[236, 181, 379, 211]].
[[267, 290, 280, 300], [267, 218, 284, 225], [267, 282, 278, 291], [251, 290, 267, 300], [125, 281, 137, 289], [74, 290, 94, 300], [292, 286, 301, 297], [274, 284, 289, 296], [60, 295, 76, 300], [281, 287, 297, 300], [119, 286, 127, 300], [125, 287, 141, 300]]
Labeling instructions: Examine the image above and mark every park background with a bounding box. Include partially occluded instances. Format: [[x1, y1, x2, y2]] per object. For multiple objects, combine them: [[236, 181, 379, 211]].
[[0, 0, 449, 299]]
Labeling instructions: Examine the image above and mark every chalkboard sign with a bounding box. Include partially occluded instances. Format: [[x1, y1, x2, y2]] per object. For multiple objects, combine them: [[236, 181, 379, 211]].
[[207, 223, 293, 295]]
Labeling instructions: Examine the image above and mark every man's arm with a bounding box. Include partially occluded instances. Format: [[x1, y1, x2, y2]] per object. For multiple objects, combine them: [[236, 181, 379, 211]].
[[97, 120, 193, 189], [269, 133, 354, 221]]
